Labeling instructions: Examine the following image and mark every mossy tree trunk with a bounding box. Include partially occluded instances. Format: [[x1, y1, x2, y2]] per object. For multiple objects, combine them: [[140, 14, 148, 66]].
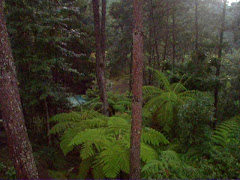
[[0, 1, 38, 178]]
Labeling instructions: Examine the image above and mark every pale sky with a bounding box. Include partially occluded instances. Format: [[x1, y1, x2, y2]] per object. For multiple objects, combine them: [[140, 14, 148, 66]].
[[228, 0, 240, 5]]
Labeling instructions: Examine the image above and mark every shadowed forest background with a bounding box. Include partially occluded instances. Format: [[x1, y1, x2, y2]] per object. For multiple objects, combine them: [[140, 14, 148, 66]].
[[1, 0, 240, 179]]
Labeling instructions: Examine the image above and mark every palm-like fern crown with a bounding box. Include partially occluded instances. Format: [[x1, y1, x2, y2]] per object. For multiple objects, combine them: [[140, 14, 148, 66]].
[[143, 67, 197, 132], [83, 92, 131, 113], [50, 110, 169, 179]]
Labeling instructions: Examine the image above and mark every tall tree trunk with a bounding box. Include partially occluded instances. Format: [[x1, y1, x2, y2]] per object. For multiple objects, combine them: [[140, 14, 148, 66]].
[[150, 0, 160, 68], [148, 0, 153, 85], [163, 1, 169, 64], [129, 40, 133, 92], [195, 0, 200, 64], [101, 0, 106, 70], [214, 0, 227, 122], [172, 1, 176, 67], [44, 98, 51, 145], [92, 0, 109, 116], [0, 1, 38, 178], [195, 0, 199, 51], [130, 0, 144, 179]]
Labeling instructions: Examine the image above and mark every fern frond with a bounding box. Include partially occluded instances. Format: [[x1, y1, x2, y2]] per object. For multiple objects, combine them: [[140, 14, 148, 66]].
[[107, 117, 130, 136], [171, 83, 187, 93], [94, 142, 129, 178], [143, 86, 164, 101], [50, 111, 82, 123], [49, 121, 80, 135], [60, 127, 81, 155], [84, 118, 108, 128], [141, 143, 158, 163], [147, 67, 171, 91], [178, 90, 198, 99], [142, 150, 197, 179], [211, 118, 240, 148], [80, 142, 97, 160], [113, 104, 126, 112], [92, 165, 105, 179], [142, 127, 169, 146]]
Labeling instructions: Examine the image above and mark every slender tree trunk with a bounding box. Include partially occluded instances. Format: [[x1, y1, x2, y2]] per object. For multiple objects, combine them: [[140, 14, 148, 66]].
[[214, 0, 227, 122], [0, 1, 38, 178], [92, 0, 109, 116], [129, 40, 133, 92], [44, 98, 51, 145], [195, 0, 199, 64], [163, 1, 169, 63], [148, 0, 153, 85], [195, 0, 199, 51], [150, 0, 160, 68], [101, 0, 106, 70], [130, 0, 144, 179], [172, 2, 176, 67]]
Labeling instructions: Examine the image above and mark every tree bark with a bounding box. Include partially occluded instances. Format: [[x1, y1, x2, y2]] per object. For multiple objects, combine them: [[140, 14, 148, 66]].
[[0, 1, 38, 178], [44, 98, 51, 145], [214, 0, 227, 122], [150, 0, 160, 68], [148, 0, 153, 84], [195, 0, 200, 65], [92, 0, 109, 116], [163, 1, 169, 64], [172, 1, 176, 67], [195, 0, 199, 52], [101, 0, 106, 70], [129, 40, 133, 92], [130, 0, 144, 179]]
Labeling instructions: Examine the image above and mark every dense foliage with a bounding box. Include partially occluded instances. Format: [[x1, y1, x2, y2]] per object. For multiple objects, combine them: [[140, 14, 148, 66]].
[[1, 0, 240, 179]]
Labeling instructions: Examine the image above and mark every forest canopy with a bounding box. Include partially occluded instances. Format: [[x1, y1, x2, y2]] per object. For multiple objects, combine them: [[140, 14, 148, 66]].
[[0, 0, 240, 179]]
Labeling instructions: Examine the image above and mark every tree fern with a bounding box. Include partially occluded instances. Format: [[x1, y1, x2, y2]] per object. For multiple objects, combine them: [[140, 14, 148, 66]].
[[50, 110, 168, 179], [94, 141, 130, 178], [142, 150, 198, 179], [84, 92, 131, 114], [143, 68, 197, 132]]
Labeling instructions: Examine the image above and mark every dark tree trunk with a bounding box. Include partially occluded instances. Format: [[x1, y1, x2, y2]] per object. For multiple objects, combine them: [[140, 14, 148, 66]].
[[195, 0, 200, 64], [150, 0, 160, 68], [214, 0, 227, 123], [195, 0, 199, 51], [163, 1, 169, 64], [44, 98, 51, 145], [148, 0, 153, 84], [172, 2, 176, 67], [101, 0, 106, 70], [130, 0, 144, 179], [129, 40, 133, 92], [92, 0, 109, 116], [0, 1, 38, 178]]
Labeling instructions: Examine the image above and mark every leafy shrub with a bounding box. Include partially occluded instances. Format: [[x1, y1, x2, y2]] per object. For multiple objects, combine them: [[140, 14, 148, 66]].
[[177, 93, 215, 151], [142, 150, 199, 179], [0, 162, 16, 179], [184, 116, 240, 179]]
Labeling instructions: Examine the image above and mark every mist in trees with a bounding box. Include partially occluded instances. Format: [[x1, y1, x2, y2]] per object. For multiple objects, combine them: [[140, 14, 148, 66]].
[[1, 0, 240, 179]]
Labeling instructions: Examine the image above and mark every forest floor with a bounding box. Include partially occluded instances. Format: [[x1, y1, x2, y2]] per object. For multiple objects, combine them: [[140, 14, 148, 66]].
[[110, 74, 129, 94]]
